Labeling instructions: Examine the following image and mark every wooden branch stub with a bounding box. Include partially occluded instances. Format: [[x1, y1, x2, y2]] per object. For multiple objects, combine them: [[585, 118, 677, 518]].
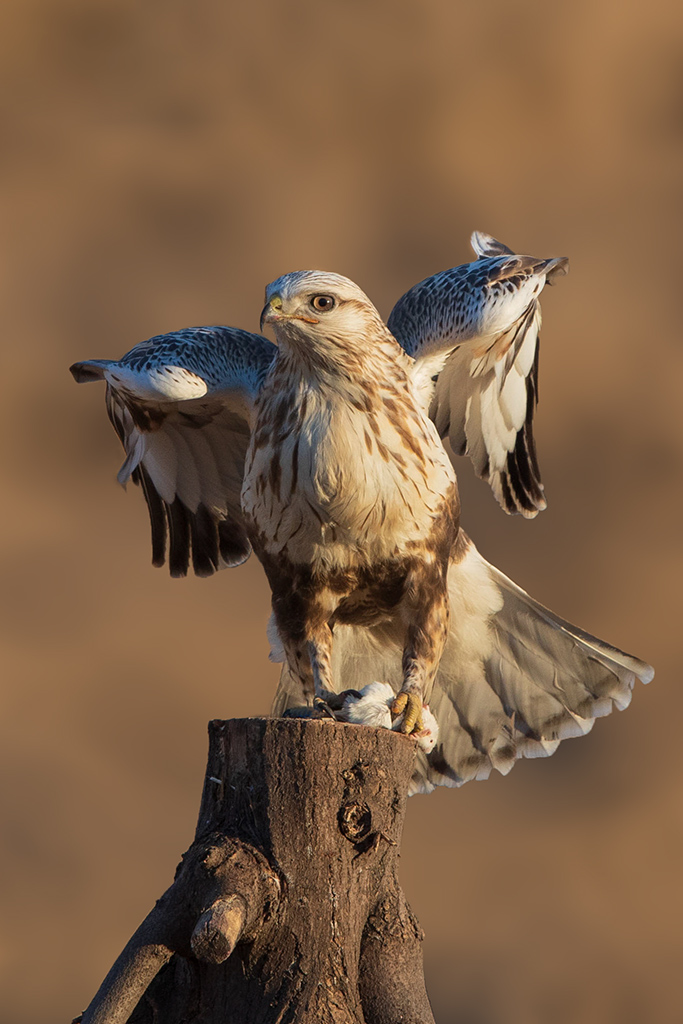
[[78, 832, 279, 1024], [190, 895, 246, 964], [77, 719, 435, 1024], [172, 833, 281, 956]]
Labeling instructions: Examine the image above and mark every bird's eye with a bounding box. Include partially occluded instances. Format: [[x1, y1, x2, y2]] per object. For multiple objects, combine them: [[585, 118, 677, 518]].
[[311, 295, 335, 312]]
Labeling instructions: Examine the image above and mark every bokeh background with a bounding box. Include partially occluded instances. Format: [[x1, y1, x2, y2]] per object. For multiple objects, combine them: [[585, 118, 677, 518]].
[[1, 1, 681, 1021]]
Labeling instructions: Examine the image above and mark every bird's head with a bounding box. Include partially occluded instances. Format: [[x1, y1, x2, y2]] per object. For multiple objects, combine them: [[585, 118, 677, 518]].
[[260, 271, 386, 364]]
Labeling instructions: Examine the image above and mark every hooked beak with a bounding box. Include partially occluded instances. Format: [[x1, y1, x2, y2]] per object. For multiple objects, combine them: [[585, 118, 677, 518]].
[[260, 295, 283, 332]]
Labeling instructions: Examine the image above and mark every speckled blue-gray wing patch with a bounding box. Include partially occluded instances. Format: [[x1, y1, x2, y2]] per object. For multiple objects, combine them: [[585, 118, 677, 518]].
[[388, 232, 568, 518], [70, 326, 276, 577]]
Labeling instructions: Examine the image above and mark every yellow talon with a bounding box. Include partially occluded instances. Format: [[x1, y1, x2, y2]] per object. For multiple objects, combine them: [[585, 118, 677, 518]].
[[391, 692, 407, 716], [391, 692, 424, 734]]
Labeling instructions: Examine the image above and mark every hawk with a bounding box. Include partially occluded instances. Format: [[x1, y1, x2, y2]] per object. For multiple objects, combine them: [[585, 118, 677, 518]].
[[70, 233, 653, 794]]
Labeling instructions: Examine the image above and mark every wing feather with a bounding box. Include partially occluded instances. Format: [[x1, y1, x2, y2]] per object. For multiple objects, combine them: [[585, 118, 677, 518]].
[[133, 465, 167, 568], [165, 497, 192, 578], [141, 429, 180, 505], [71, 325, 276, 576], [388, 233, 568, 517]]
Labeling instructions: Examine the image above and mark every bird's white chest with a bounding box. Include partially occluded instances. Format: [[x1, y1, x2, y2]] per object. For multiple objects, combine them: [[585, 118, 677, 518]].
[[242, 380, 455, 568]]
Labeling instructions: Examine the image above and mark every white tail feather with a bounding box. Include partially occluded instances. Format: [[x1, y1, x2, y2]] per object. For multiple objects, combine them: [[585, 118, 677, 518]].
[[271, 538, 652, 795]]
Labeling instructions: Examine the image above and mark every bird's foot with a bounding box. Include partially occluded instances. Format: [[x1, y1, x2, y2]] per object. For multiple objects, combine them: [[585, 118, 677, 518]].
[[390, 691, 424, 734], [311, 697, 339, 721], [341, 683, 439, 752], [282, 691, 365, 722]]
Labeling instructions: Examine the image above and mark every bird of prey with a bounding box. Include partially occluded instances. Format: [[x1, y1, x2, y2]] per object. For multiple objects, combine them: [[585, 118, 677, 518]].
[[70, 233, 653, 794]]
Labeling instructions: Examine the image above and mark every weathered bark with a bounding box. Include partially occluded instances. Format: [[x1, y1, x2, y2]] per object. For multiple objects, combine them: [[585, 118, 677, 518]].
[[76, 718, 435, 1024]]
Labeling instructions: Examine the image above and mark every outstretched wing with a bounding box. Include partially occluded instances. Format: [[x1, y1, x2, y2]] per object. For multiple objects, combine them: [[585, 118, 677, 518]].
[[70, 326, 276, 577], [388, 232, 568, 518]]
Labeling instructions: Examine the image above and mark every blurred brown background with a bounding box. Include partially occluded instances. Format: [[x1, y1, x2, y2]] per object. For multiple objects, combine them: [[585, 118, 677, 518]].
[[0, 1, 681, 1021]]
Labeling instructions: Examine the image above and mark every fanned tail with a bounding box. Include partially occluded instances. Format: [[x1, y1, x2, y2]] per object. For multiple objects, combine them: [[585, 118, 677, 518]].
[[270, 537, 652, 796]]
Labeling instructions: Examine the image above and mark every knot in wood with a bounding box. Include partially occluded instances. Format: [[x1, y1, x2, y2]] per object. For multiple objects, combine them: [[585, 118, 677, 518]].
[[338, 800, 372, 843], [202, 844, 228, 871], [366, 895, 425, 943], [340, 760, 370, 789]]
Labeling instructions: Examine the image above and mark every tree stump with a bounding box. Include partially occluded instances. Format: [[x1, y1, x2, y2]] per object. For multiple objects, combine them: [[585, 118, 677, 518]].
[[76, 718, 435, 1024]]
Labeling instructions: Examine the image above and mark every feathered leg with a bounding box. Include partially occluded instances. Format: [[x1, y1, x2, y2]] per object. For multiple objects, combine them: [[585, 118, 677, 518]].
[[270, 582, 339, 705], [392, 563, 450, 734]]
